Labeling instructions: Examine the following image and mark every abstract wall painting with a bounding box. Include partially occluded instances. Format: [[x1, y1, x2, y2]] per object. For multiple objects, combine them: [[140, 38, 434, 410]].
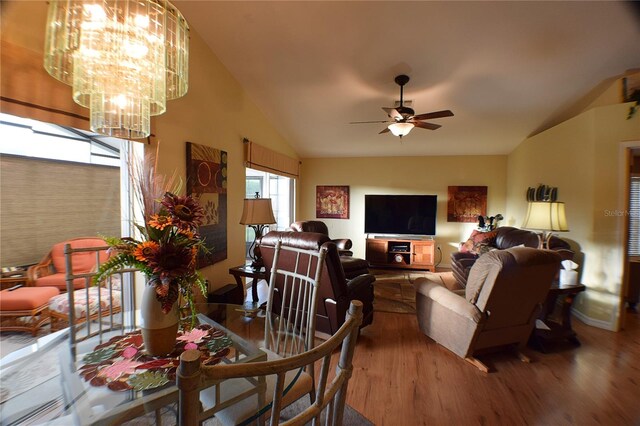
[[186, 142, 227, 267]]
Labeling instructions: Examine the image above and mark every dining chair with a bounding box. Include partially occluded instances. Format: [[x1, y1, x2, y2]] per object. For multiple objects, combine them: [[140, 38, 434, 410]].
[[52, 243, 138, 344], [198, 238, 328, 425], [178, 300, 364, 426]]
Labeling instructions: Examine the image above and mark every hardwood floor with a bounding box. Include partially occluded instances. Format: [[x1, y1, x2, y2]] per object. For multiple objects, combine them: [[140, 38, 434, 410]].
[[342, 310, 640, 426]]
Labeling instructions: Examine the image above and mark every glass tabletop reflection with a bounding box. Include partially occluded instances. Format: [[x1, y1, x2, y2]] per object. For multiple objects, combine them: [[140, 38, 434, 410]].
[[0, 303, 293, 425]]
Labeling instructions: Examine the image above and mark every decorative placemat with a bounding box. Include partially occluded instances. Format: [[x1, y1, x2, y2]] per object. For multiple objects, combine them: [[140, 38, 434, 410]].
[[78, 325, 233, 392]]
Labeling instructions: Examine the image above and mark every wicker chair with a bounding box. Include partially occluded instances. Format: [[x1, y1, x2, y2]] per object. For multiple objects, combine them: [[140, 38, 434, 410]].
[[27, 237, 109, 291]]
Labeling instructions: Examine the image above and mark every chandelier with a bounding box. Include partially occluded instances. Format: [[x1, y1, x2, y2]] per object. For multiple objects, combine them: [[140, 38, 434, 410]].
[[44, 0, 189, 139]]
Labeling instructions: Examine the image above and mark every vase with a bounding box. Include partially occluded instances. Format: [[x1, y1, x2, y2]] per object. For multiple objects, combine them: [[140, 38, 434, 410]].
[[140, 284, 179, 356]]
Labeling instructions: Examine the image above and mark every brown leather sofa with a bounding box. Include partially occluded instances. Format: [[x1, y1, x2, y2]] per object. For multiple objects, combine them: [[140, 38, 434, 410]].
[[451, 227, 573, 288], [259, 230, 375, 336], [288, 220, 369, 279], [415, 247, 562, 371]]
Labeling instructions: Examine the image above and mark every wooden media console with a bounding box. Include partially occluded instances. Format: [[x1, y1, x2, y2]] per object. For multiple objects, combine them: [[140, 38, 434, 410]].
[[365, 237, 435, 271]]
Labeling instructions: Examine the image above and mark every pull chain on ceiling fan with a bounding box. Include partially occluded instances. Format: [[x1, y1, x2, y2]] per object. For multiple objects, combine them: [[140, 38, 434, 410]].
[[350, 74, 454, 138]]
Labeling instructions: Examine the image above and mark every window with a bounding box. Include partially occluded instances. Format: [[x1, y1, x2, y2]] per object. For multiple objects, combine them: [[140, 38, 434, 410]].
[[629, 175, 640, 257], [245, 168, 295, 259], [0, 113, 135, 267]]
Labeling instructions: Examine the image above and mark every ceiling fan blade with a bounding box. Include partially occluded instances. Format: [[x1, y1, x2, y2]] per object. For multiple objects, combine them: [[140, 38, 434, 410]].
[[412, 121, 442, 130], [411, 110, 454, 121], [349, 120, 390, 124], [382, 107, 402, 120], [379, 127, 390, 134]]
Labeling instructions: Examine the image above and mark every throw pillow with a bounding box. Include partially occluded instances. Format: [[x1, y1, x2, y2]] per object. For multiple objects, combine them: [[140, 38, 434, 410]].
[[459, 230, 498, 254]]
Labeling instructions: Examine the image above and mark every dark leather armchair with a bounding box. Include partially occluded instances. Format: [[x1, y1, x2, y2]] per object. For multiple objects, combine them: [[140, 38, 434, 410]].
[[289, 220, 370, 279], [259, 231, 375, 336], [289, 220, 353, 256], [451, 227, 573, 288]]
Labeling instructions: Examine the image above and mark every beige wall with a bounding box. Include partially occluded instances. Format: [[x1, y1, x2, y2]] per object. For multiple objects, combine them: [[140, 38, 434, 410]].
[[299, 156, 508, 265], [1, 1, 299, 291], [148, 27, 298, 290], [506, 102, 640, 330]]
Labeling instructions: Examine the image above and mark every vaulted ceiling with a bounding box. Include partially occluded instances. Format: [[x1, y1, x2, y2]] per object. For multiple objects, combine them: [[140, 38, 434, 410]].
[[175, 1, 640, 158]]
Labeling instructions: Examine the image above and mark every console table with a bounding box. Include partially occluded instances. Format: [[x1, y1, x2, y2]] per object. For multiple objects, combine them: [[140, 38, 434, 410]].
[[531, 283, 586, 352]]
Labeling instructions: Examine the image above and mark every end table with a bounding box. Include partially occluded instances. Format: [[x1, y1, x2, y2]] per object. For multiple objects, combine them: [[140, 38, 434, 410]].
[[531, 283, 586, 352], [229, 265, 267, 304], [0, 270, 29, 290]]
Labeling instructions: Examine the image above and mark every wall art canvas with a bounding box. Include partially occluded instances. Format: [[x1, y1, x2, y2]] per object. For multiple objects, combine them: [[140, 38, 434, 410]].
[[316, 186, 349, 219], [447, 186, 487, 223], [186, 142, 227, 267]]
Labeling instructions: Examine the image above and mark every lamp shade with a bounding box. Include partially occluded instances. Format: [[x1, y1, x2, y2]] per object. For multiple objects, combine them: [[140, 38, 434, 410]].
[[522, 202, 569, 232], [388, 122, 414, 137], [240, 198, 276, 225]]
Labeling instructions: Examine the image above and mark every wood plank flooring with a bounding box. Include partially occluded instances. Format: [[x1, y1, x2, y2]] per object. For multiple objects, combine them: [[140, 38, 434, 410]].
[[341, 310, 640, 426]]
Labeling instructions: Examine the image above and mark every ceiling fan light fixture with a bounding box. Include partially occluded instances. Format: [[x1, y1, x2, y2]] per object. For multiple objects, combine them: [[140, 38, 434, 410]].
[[388, 122, 414, 137]]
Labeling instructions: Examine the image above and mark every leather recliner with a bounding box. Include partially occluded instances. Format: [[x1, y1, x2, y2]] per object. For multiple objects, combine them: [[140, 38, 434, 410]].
[[259, 231, 375, 336], [451, 227, 573, 288], [288, 220, 353, 256], [288, 220, 370, 279], [416, 247, 562, 371]]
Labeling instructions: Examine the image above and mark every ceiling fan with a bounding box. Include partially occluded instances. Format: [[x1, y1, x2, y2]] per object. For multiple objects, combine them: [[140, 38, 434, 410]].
[[350, 75, 454, 138]]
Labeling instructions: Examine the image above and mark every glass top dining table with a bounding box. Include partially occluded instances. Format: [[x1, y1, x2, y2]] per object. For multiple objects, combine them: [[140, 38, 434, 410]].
[[0, 303, 295, 425]]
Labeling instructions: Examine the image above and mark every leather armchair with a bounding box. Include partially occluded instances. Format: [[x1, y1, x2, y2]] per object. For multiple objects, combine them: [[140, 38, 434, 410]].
[[451, 226, 573, 288], [289, 220, 370, 279], [416, 247, 561, 371], [289, 221, 353, 256], [259, 231, 375, 336]]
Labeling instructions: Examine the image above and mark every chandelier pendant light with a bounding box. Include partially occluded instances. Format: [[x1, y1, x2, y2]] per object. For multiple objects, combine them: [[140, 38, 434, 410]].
[[44, 0, 189, 139]]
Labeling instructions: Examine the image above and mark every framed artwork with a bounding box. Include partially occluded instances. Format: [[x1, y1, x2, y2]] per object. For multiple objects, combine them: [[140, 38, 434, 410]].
[[316, 186, 350, 219], [447, 186, 487, 223], [186, 142, 227, 267]]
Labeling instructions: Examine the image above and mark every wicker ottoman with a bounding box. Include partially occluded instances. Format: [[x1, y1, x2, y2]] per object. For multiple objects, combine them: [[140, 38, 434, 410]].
[[0, 287, 60, 336]]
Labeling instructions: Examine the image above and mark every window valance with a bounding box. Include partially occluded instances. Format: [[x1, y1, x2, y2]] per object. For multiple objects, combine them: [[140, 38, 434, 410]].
[[243, 138, 300, 178]]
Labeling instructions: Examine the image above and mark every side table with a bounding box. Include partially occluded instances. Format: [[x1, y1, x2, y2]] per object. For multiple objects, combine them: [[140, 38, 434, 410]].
[[0, 270, 29, 290], [531, 283, 586, 352], [229, 265, 267, 304]]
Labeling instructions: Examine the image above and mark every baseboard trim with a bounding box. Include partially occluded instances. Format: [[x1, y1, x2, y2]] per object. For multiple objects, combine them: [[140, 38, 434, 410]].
[[572, 308, 617, 331]]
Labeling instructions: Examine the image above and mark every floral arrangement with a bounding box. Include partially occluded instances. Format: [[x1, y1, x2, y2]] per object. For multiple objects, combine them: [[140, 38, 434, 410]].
[[94, 154, 208, 325]]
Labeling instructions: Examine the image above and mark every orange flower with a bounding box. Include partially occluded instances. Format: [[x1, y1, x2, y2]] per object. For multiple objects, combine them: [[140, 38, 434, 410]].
[[133, 241, 159, 262], [178, 229, 195, 239], [148, 214, 173, 230]]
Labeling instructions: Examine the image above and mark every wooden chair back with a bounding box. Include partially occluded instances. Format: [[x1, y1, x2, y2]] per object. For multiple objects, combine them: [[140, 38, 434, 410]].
[[177, 300, 363, 426]]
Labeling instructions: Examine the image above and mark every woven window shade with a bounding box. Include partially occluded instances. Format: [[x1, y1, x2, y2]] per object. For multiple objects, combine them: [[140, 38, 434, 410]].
[[244, 139, 299, 178]]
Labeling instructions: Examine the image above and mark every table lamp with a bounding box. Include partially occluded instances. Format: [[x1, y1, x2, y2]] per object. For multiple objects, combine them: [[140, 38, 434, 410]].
[[522, 201, 569, 249], [240, 192, 276, 269]]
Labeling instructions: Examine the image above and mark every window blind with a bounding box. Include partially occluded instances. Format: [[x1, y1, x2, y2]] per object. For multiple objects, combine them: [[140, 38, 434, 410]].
[[243, 138, 300, 178], [629, 176, 640, 257]]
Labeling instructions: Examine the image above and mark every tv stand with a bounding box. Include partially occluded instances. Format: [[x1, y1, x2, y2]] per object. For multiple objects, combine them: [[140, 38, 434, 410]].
[[366, 237, 435, 271]]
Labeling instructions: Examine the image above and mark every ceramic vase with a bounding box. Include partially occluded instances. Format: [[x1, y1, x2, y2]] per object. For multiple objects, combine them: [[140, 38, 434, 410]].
[[140, 284, 179, 356]]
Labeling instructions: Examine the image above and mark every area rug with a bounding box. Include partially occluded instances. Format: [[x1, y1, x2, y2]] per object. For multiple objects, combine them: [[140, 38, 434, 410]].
[[371, 269, 427, 314]]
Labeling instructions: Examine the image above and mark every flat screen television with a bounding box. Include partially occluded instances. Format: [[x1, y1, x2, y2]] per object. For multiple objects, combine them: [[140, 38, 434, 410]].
[[364, 194, 437, 236]]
